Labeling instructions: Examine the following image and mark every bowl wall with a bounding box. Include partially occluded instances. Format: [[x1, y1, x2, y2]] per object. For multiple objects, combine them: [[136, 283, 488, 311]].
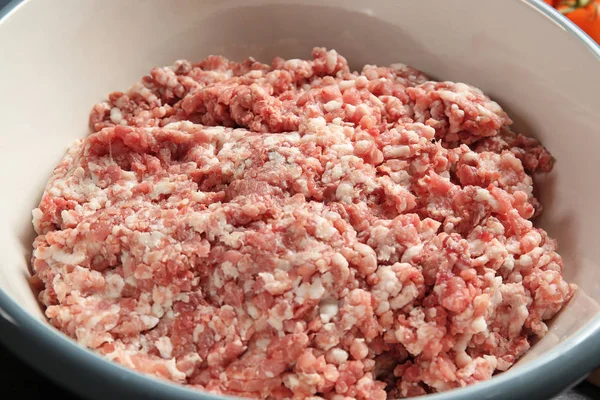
[[1, 0, 599, 399]]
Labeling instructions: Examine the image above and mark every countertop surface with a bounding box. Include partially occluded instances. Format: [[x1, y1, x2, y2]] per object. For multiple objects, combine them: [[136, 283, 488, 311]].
[[0, 1, 598, 399]]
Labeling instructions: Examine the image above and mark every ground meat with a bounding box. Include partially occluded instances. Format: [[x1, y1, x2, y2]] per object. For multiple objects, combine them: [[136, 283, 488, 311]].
[[32, 48, 575, 399]]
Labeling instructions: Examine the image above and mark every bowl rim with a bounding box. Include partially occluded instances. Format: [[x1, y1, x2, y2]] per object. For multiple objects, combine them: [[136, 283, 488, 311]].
[[1, 0, 599, 399]]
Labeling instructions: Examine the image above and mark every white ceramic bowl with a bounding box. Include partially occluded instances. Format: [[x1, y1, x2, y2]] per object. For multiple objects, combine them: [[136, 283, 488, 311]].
[[1, 0, 599, 399]]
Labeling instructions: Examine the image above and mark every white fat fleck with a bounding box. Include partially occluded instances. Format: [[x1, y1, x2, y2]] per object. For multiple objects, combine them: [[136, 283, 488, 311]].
[[296, 277, 326, 303], [267, 304, 293, 331], [32, 208, 43, 225], [255, 337, 271, 350], [519, 254, 533, 268], [221, 261, 239, 279], [390, 63, 406, 70], [246, 304, 260, 320], [305, 117, 327, 133], [326, 50, 338, 72], [326, 164, 345, 182], [110, 107, 123, 124], [330, 144, 354, 156], [390, 285, 419, 310], [60, 210, 78, 226], [462, 151, 478, 163], [376, 301, 390, 314], [471, 316, 487, 333], [263, 135, 283, 147], [377, 266, 400, 294], [151, 302, 165, 318], [140, 315, 159, 330], [259, 272, 289, 295], [319, 298, 339, 323], [150, 180, 176, 199], [502, 255, 515, 272], [355, 76, 369, 88], [88, 198, 102, 210], [336, 182, 354, 203], [469, 239, 486, 255], [284, 59, 302, 69], [383, 145, 411, 159], [120, 170, 137, 181], [105, 273, 125, 298], [488, 220, 505, 235], [326, 348, 349, 365], [314, 215, 337, 240], [474, 188, 499, 210], [51, 248, 86, 265], [308, 277, 325, 299], [164, 358, 186, 381], [188, 212, 210, 233], [191, 191, 209, 202], [324, 100, 343, 112], [154, 336, 173, 359], [339, 80, 356, 90], [321, 272, 334, 286], [245, 70, 263, 79], [389, 170, 411, 187], [221, 231, 244, 248], [401, 244, 423, 263], [284, 374, 301, 390], [137, 231, 165, 249]]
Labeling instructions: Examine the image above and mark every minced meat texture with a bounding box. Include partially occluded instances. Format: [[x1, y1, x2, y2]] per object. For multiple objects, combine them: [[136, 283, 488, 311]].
[[32, 48, 575, 399]]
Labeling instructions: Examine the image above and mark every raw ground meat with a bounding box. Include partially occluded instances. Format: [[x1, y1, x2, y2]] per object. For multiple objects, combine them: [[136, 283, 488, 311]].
[[32, 48, 575, 399]]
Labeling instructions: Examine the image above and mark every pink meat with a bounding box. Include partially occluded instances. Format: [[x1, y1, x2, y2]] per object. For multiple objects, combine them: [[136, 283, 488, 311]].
[[33, 48, 574, 399]]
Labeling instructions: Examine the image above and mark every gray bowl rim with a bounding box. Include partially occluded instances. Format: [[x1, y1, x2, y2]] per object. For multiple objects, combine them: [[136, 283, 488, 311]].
[[0, 0, 599, 399]]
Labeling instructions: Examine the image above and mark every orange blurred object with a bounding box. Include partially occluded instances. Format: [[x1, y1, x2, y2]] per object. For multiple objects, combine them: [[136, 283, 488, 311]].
[[544, 0, 600, 43]]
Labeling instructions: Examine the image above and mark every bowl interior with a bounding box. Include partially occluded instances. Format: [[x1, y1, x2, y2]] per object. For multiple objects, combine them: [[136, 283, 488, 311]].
[[1, 0, 599, 391]]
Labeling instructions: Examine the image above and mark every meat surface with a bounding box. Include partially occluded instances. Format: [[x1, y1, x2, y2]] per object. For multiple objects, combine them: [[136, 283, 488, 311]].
[[32, 48, 574, 399]]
